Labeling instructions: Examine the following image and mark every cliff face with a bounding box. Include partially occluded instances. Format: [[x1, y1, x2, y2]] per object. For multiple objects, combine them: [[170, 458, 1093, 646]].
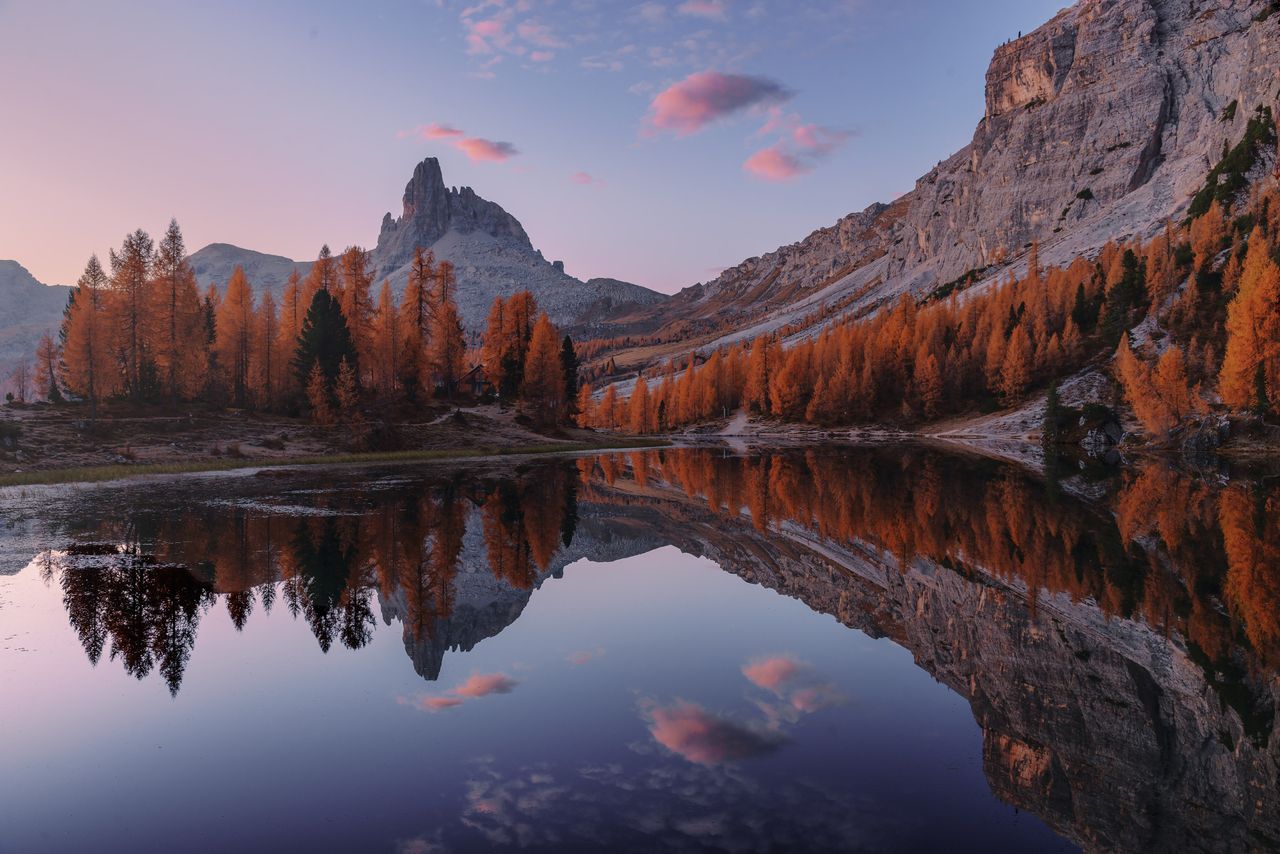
[[367, 157, 663, 336], [642, 0, 1280, 349]]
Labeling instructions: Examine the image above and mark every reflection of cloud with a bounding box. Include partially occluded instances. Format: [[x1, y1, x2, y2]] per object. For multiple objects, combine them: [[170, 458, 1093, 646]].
[[567, 647, 605, 664], [401, 671, 519, 713], [648, 71, 790, 135], [455, 672, 519, 697], [742, 654, 844, 722], [645, 700, 783, 765], [742, 654, 802, 691], [420, 696, 466, 712]]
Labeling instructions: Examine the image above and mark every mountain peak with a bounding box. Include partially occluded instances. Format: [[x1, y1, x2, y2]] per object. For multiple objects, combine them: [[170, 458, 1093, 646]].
[[374, 156, 531, 277]]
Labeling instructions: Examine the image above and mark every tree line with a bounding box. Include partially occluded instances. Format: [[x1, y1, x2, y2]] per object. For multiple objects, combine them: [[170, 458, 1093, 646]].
[[35, 222, 580, 429], [588, 185, 1280, 437]]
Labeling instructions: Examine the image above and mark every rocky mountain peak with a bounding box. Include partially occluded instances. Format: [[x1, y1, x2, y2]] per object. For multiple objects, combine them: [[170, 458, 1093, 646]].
[[374, 156, 531, 277]]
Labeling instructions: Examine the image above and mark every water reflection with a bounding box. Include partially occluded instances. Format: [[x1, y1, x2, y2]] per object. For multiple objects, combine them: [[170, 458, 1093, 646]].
[[21, 446, 1280, 851]]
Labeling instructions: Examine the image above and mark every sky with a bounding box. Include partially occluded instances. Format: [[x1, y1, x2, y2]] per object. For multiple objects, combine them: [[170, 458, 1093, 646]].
[[0, 0, 1066, 294]]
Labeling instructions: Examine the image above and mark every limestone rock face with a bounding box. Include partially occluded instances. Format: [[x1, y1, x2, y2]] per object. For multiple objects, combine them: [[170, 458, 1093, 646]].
[[652, 0, 1280, 349], [183, 157, 662, 337], [372, 157, 531, 276]]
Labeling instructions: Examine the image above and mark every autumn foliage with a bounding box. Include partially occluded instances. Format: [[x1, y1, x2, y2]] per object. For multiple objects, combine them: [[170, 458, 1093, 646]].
[[42, 221, 577, 429]]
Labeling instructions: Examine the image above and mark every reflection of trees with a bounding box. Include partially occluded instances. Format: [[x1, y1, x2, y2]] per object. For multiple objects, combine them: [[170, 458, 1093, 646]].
[[46, 462, 580, 691], [56, 544, 213, 696], [582, 448, 1280, 681]]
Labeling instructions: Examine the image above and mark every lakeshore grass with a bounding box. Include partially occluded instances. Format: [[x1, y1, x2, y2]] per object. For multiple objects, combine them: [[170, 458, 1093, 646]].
[[0, 437, 669, 488]]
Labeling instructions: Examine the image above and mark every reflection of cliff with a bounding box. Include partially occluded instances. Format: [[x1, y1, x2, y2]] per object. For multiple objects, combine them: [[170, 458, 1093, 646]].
[[379, 504, 664, 681], [578, 450, 1280, 854]]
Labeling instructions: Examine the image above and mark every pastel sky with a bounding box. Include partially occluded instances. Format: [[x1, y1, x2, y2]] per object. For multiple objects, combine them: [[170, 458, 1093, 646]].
[[0, 0, 1065, 293]]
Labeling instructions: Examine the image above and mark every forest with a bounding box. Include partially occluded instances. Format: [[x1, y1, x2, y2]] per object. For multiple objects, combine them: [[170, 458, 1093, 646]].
[[12, 224, 581, 437]]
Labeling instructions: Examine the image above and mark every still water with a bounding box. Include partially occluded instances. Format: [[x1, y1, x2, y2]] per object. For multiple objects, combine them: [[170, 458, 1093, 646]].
[[1, 447, 1276, 853]]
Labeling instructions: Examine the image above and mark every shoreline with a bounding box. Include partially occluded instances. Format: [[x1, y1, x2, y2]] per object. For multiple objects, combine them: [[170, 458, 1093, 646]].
[[0, 437, 670, 490]]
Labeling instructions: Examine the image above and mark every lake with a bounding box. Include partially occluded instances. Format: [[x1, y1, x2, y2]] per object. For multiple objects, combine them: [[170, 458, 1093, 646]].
[[1, 446, 1276, 853]]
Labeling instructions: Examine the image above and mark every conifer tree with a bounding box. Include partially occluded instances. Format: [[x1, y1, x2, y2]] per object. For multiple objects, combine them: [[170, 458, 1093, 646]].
[[109, 228, 156, 400], [152, 219, 204, 401], [61, 255, 114, 421], [520, 313, 564, 425], [34, 331, 62, 403]]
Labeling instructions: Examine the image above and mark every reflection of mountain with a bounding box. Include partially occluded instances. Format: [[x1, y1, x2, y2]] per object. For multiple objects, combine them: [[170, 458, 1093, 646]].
[[575, 450, 1280, 854], [27, 447, 1280, 851]]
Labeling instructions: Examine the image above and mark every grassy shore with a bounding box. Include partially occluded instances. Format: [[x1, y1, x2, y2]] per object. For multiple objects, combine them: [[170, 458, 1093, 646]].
[[0, 437, 669, 489]]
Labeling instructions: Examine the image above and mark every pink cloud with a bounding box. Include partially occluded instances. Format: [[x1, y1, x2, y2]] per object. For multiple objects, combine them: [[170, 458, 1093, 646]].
[[677, 0, 729, 20], [420, 696, 466, 712], [648, 71, 789, 135], [455, 137, 520, 162], [454, 672, 519, 697], [792, 123, 852, 155], [645, 700, 782, 765], [517, 20, 566, 49], [742, 655, 802, 692], [567, 647, 605, 663], [424, 123, 465, 139], [743, 145, 810, 181], [570, 171, 605, 186], [530, 50, 555, 62], [464, 14, 513, 55]]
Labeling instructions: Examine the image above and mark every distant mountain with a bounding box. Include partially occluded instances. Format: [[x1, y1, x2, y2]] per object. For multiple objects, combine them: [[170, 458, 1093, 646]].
[[604, 0, 1280, 358], [0, 261, 71, 391], [188, 243, 312, 298], [187, 157, 664, 336]]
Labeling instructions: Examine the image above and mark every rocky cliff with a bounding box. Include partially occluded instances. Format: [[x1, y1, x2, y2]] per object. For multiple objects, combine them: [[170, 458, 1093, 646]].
[[633, 0, 1280, 351]]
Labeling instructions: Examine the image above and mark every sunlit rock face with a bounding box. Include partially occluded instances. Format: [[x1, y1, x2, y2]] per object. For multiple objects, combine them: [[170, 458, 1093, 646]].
[[648, 0, 1280, 348], [184, 155, 663, 338], [367, 156, 663, 336]]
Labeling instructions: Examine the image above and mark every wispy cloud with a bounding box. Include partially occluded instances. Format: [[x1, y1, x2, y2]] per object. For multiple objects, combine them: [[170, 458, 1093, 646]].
[[569, 171, 606, 187], [677, 0, 730, 21], [455, 137, 520, 162], [743, 145, 809, 181], [397, 122, 520, 163], [647, 70, 790, 135], [744, 110, 853, 181]]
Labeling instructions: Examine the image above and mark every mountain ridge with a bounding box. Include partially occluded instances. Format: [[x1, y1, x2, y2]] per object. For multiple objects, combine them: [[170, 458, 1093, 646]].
[[598, 0, 1280, 363]]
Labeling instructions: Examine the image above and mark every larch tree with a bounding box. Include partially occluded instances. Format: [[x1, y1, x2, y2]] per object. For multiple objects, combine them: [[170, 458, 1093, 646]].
[[60, 255, 115, 421], [254, 292, 280, 408], [598, 384, 619, 429], [628, 377, 652, 434], [374, 280, 400, 395], [277, 269, 306, 397], [432, 284, 468, 396], [152, 219, 205, 401], [398, 247, 435, 397], [520, 313, 565, 425], [338, 246, 375, 378], [1000, 325, 1033, 402], [216, 266, 256, 408], [1219, 230, 1280, 414], [302, 244, 337, 308], [109, 228, 156, 400], [34, 331, 62, 402], [575, 384, 595, 427]]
